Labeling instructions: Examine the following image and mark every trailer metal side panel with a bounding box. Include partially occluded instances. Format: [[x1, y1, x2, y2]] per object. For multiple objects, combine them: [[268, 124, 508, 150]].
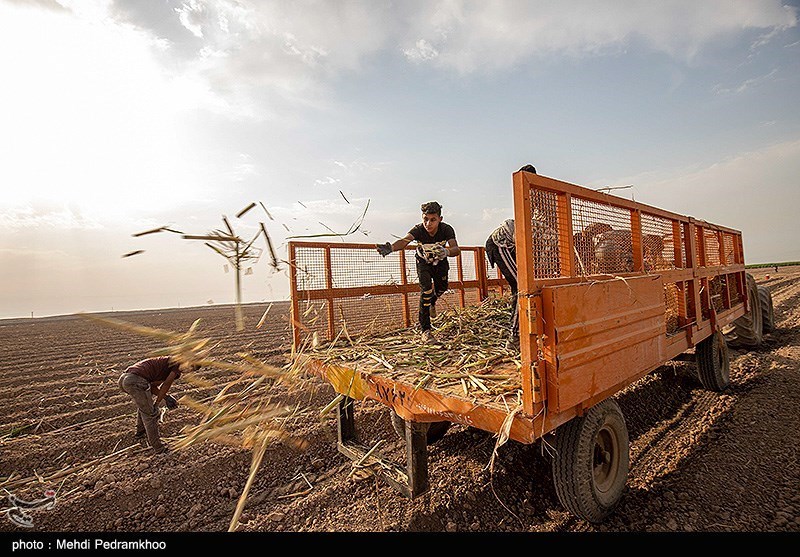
[[303, 357, 538, 443], [542, 276, 666, 412]]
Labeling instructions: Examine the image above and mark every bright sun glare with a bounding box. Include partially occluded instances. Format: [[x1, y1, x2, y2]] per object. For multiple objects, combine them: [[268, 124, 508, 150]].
[[0, 2, 209, 219]]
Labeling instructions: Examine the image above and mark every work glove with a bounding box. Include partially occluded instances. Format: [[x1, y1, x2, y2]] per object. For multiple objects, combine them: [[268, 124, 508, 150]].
[[164, 394, 178, 410], [432, 244, 448, 261], [418, 244, 434, 263], [376, 242, 392, 257]]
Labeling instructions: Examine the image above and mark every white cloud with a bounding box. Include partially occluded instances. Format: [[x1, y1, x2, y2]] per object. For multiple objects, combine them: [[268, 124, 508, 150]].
[[6, 0, 67, 12], [713, 68, 780, 95], [135, 1, 392, 118], [176, 0, 208, 38], [97, 1, 799, 117], [398, 0, 798, 73], [231, 153, 257, 181], [0, 247, 70, 259], [0, 204, 103, 231], [0, 2, 223, 221], [314, 176, 340, 186], [481, 207, 511, 223], [403, 39, 439, 62]]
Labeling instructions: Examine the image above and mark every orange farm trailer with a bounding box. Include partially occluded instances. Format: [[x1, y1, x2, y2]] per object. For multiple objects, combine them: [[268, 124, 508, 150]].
[[288, 169, 763, 522]]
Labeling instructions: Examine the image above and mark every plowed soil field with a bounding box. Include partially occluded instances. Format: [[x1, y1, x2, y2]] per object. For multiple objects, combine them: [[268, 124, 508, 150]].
[[1, 267, 798, 533]]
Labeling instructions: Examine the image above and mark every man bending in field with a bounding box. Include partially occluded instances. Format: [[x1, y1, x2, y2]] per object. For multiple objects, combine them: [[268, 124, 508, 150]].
[[118, 356, 195, 453]]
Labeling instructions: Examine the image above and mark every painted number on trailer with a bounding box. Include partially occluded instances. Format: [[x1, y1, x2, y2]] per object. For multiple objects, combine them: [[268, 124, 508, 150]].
[[374, 383, 407, 406]]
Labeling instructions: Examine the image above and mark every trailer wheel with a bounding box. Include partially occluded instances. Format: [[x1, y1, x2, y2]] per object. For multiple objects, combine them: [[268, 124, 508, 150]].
[[552, 399, 629, 523], [390, 410, 451, 445], [758, 285, 775, 334], [724, 273, 763, 347], [696, 330, 731, 392]]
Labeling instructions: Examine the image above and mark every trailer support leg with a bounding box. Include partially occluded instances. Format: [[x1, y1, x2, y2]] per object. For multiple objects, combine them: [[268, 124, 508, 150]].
[[337, 395, 356, 445], [405, 421, 429, 497], [334, 395, 430, 499]]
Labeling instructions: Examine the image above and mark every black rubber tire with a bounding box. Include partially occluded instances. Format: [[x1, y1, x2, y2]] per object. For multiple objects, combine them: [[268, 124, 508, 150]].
[[552, 399, 629, 523], [696, 330, 731, 392], [725, 273, 763, 347], [758, 285, 775, 334], [390, 410, 451, 445]]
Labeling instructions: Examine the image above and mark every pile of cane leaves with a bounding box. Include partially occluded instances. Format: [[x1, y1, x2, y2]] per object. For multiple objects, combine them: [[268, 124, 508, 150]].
[[313, 295, 522, 397]]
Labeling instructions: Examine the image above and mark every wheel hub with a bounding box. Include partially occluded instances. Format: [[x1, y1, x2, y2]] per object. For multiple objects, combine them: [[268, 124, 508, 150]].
[[593, 426, 619, 493]]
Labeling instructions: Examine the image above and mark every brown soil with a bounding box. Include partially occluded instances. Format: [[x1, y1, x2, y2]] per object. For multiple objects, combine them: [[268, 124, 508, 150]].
[[1, 268, 799, 533]]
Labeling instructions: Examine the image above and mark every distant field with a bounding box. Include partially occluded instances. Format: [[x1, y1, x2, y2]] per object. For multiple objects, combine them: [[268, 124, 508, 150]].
[[746, 262, 800, 268]]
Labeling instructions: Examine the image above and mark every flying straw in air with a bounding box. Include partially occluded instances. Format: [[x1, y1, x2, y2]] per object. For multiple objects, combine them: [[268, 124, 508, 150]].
[[76, 313, 306, 531], [132, 227, 164, 237], [256, 302, 273, 329], [260, 223, 280, 271], [259, 202, 274, 221], [287, 199, 371, 239], [132, 225, 184, 237], [236, 202, 257, 219]]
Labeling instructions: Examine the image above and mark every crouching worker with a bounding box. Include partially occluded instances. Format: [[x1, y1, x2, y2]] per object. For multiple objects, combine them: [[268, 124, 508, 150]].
[[118, 356, 194, 454], [485, 218, 519, 348], [376, 201, 460, 343]]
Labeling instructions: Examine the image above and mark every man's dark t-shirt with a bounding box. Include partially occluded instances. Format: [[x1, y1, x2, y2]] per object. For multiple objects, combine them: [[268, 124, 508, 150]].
[[408, 222, 456, 267], [126, 356, 180, 383]]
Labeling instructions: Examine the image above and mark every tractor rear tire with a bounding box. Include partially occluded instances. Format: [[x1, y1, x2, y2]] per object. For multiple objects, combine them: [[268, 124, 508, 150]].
[[724, 273, 763, 347], [552, 399, 629, 523], [758, 285, 775, 334], [696, 330, 731, 392], [390, 410, 451, 445]]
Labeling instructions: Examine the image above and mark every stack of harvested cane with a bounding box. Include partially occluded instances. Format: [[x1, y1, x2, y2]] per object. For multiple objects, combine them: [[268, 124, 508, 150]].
[[309, 295, 522, 398]]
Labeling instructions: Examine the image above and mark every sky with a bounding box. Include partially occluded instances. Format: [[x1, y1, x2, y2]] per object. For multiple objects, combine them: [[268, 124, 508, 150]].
[[1, 0, 799, 319]]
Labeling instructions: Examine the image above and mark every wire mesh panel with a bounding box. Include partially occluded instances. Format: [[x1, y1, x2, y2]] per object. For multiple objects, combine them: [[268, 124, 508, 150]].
[[709, 275, 728, 312], [447, 263, 460, 283], [484, 253, 506, 280], [296, 299, 329, 342], [641, 213, 676, 272], [464, 288, 481, 306], [290, 241, 494, 346], [684, 282, 696, 325], [436, 289, 463, 313], [723, 233, 737, 265], [570, 196, 634, 276], [664, 282, 682, 336], [459, 248, 480, 281], [678, 224, 687, 268], [331, 294, 407, 338], [403, 249, 418, 285], [330, 248, 402, 288], [294, 246, 328, 290], [705, 229, 721, 267], [530, 189, 561, 278]]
